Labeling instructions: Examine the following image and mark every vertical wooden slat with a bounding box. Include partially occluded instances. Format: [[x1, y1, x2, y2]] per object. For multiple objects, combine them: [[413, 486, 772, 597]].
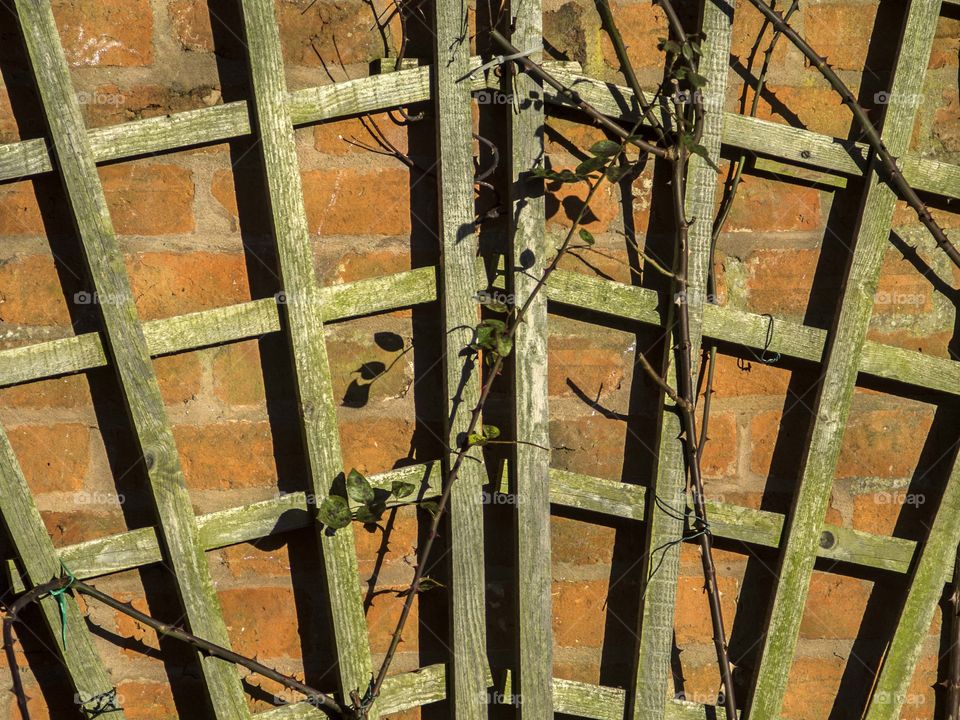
[[747, 3, 942, 717], [864, 454, 960, 720], [630, 2, 734, 717], [12, 2, 250, 717], [236, 0, 373, 708], [0, 429, 127, 717], [507, 0, 553, 715], [433, 2, 490, 717]]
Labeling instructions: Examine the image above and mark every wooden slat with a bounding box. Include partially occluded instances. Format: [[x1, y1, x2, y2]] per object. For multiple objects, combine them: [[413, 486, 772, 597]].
[[433, 3, 490, 716], [6, 464, 918, 599], [746, 4, 943, 717], [12, 2, 249, 716], [0, 428, 126, 716], [864, 451, 960, 719], [630, 3, 734, 716], [506, 0, 553, 715], [237, 0, 372, 706], [0, 268, 437, 390]]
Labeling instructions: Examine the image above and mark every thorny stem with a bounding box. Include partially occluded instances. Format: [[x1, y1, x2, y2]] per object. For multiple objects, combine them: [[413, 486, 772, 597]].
[[948, 549, 960, 720], [3, 576, 344, 718], [366, 122, 638, 711], [743, 0, 960, 270]]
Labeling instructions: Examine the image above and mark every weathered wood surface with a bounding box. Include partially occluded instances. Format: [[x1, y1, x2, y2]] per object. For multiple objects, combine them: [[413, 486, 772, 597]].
[[8, 464, 441, 590], [433, 3, 490, 716], [13, 1, 249, 716], [507, 1, 554, 716], [0, 268, 436, 390], [238, 0, 373, 705], [746, 4, 942, 717], [631, 4, 734, 716], [0, 428, 126, 716], [546, 269, 960, 398], [864, 456, 960, 719]]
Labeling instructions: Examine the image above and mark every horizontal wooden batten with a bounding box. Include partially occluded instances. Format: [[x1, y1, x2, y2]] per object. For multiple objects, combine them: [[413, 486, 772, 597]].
[[546, 270, 960, 398], [1, 65, 958, 204], [7, 465, 916, 595]]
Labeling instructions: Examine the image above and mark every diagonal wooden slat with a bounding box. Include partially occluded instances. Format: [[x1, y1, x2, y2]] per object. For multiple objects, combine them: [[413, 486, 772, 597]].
[[12, 1, 250, 717], [433, 2, 490, 716], [864, 447, 960, 720], [630, 2, 734, 716], [746, 3, 944, 717], [0, 428, 127, 717], [506, 0, 553, 716], [236, 0, 373, 707]]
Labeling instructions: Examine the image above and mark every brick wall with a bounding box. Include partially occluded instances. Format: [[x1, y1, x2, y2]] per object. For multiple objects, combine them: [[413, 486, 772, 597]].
[[0, 1, 957, 719]]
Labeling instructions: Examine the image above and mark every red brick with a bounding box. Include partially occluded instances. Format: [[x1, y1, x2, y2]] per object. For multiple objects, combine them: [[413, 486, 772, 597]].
[[547, 341, 625, 398], [836, 407, 932, 479], [314, 113, 408, 156], [41, 509, 126, 547], [218, 542, 293, 580], [100, 163, 195, 235], [551, 515, 616, 567], [552, 579, 607, 648], [174, 421, 278, 490], [82, 83, 223, 128], [114, 596, 160, 657], [366, 583, 418, 654], [219, 586, 303, 659], [744, 248, 835, 317], [699, 412, 737, 479], [701, 353, 792, 400], [782, 656, 844, 720], [598, 2, 669, 74], [673, 574, 738, 645], [933, 90, 960, 152], [339, 416, 416, 476], [126, 251, 250, 320], [720, 175, 822, 234], [114, 681, 179, 720], [872, 250, 933, 316], [8, 423, 89, 493], [212, 340, 266, 406], [0, 181, 48, 236], [0, 375, 91, 410], [799, 573, 870, 639], [354, 505, 418, 576], [734, 84, 855, 140], [545, 169, 621, 235], [803, 4, 879, 72], [212, 167, 412, 236], [317, 246, 412, 286], [154, 352, 202, 405], [550, 415, 628, 480], [52, 0, 153, 67], [865, 328, 955, 360]]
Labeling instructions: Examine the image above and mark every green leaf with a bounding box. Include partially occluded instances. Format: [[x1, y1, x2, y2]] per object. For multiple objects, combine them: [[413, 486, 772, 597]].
[[680, 134, 720, 172], [589, 139, 620, 157], [318, 496, 352, 529], [345, 468, 374, 504], [420, 500, 440, 516], [575, 156, 606, 177], [658, 38, 682, 55], [495, 334, 513, 358], [579, 228, 595, 246], [391, 480, 416, 499], [482, 424, 501, 440], [354, 503, 384, 524], [605, 164, 630, 182], [687, 71, 708, 89], [467, 432, 487, 447]]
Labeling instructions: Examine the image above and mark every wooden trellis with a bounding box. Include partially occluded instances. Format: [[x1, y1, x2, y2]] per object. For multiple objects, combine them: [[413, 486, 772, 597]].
[[1, 0, 959, 719]]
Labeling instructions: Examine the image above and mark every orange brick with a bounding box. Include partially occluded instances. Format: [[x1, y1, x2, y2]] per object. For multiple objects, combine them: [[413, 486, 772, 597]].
[[735, 84, 855, 140], [702, 353, 792, 400], [836, 407, 932, 479], [317, 246, 412, 285], [114, 596, 160, 657], [549, 415, 628, 480], [674, 574, 738, 645], [126, 251, 250, 320], [547, 341, 625, 398], [52, 0, 153, 67], [219, 586, 304, 659], [115, 681, 179, 720], [0, 253, 73, 326], [721, 175, 822, 234], [42, 509, 126, 546], [749, 409, 808, 478], [100, 163, 195, 235], [782, 656, 844, 720], [552, 579, 608, 648], [803, 4, 879, 72], [744, 248, 839, 317], [551, 515, 616, 567], [0, 181, 50, 236], [154, 352, 202, 405], [339, 416, 416, 476], [314, 113, 408, 156], [872, 250, 934, 316], [545, 170, 620, 234], [699, 412, 737, 479], [174, 421, 279, 490], [598, 2, 669, 74], [82, 83, 223, 128], [366, 583, 419, 654], [354, 505, 419, 576], [8, 423, 89, 493], [212, 340, 266, 406], [0, 375, 91, 410], [799, 573, 870, 639]]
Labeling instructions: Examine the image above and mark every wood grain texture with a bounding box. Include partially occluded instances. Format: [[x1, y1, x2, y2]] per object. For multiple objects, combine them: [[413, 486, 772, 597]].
[[864, 454, 960, 720], [237, 0, 372, 705], [506, 0, 553, 715], [13, 2, 249, 716], [433, 3, 489, 716], [0, 428, 126, 715], [747, 4, 943, 717], [631, 3, 733, 716]]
